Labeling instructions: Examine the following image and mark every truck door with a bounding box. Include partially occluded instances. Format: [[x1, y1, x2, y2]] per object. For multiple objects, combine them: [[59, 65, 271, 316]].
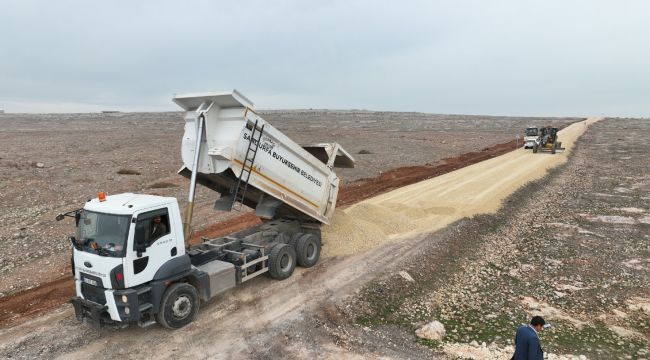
[[125, 208, 175, 288]]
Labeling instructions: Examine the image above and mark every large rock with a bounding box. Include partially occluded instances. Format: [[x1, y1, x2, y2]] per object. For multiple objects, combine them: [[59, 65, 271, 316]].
[[415, 320, 446, 341]]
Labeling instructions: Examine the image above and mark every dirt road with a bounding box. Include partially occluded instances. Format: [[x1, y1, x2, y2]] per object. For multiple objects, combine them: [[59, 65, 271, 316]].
[[323, 118, 601, 256], [0, 119, 598, 359]]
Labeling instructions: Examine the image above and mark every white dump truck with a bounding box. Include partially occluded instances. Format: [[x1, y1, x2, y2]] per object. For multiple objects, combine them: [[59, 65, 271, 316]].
[[523, 127, 539, 149], [57, 90, 355, 329]]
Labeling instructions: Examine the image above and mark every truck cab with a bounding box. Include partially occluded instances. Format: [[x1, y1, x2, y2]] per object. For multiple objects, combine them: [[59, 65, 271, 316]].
[[67, 191, 324, 329], [523, 127, 539, 149], [70, 193, 197, 327]]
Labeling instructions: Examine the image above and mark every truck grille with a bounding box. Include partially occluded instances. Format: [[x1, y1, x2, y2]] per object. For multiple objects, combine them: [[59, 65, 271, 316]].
[[81, 282, 107, 305]]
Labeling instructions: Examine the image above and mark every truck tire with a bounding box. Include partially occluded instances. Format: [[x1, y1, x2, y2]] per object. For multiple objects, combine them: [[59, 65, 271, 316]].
[[157, 283, 200, 329], [551, 141, 557, 154], [533, 144, 538, 153], [268, 243, 296, 280], [295, 234, 320, 268]]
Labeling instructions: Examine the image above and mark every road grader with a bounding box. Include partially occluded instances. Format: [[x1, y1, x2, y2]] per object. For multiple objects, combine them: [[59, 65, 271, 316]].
[[532, 126, 564, 154]]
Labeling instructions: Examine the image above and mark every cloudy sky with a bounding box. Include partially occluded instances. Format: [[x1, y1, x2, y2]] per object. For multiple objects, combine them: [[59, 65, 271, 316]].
[[1, 0, 648, 116]]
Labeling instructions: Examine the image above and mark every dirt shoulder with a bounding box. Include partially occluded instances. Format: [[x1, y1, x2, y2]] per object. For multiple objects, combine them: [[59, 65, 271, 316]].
[[333, 118, 649, 359]]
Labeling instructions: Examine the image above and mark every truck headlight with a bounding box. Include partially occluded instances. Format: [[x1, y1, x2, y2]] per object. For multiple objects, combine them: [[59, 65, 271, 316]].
[[121, 295, 128, 303]]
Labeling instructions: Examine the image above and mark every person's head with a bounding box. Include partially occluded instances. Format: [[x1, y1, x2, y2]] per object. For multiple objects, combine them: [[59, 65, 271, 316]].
[[530, 316, 546, 331], [153, 216, 161, 223]]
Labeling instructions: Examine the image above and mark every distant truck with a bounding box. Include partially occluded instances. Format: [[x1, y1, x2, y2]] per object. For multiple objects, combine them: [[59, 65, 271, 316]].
[[523, 127, 539, 149], [57, 90, 355, 329]]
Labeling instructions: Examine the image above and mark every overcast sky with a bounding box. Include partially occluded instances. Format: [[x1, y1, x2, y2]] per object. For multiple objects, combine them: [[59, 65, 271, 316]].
[[1, 0, 648, 116]]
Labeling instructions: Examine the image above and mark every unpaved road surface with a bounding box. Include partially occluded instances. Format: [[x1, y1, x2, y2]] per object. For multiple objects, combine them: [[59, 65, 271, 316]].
[[323, 118, 600, 256], [0, 118, 598, 359]]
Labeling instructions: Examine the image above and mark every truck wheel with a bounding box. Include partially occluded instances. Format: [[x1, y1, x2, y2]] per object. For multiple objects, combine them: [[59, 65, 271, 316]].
[[157, 283, 199, 329], [296, 234, 320, 268], [268, 243, 296, 280], [551, 142, 557, 154], [533, 144, 538, 153]]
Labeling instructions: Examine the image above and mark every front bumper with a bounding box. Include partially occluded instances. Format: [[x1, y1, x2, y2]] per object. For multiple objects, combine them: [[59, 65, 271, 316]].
[[70, 296, 112, 326]]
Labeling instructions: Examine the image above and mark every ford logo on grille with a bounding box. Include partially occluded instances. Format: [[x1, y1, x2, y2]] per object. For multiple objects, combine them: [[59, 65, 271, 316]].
[[84, 261, 92, 268]]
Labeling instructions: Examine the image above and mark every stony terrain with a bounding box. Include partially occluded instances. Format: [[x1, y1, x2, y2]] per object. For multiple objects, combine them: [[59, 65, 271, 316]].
[[333, 118, 649, 359], [2, 111, 626, 360]]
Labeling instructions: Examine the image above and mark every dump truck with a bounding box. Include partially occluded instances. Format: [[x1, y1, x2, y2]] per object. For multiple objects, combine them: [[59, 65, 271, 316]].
[[523, 127, 539, 149], [532, 126, 563, 154], [57, 90, 355, 329]]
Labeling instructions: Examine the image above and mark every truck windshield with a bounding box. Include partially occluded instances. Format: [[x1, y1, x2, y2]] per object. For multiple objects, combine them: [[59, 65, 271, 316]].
[[525, 128, 538, 136], [76, 210, 130, 257]]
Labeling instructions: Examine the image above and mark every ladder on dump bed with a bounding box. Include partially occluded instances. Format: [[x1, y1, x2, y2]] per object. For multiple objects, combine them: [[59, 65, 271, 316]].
[[232, 120, 264, 211]]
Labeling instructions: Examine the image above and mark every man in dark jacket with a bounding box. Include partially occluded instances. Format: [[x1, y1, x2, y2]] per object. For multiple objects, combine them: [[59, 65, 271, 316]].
[[151, 216, 168, 240], [512, 316, 545, 360]]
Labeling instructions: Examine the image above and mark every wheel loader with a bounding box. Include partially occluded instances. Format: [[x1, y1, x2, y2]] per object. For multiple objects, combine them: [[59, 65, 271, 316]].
[[532, 126, 564, 154]]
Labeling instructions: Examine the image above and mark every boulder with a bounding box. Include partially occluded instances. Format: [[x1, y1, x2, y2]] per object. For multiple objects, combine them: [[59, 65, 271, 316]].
[[415, 320, 446, 341]]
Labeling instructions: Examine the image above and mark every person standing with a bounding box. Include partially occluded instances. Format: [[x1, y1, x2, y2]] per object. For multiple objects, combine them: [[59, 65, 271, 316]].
[[512, 316, 545, 360]]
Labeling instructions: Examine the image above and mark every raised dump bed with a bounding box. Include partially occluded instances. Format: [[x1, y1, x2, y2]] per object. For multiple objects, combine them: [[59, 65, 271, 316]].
[[175, 90, 354, 224]]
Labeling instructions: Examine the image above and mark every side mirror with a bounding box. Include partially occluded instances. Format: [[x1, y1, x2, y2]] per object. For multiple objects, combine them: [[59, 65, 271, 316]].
[[56, 214, 65, 221]]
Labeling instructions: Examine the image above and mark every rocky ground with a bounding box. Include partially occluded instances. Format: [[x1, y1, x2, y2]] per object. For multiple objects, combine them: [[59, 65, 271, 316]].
[[0, 110, 578, 298], [0, 116, 646, 359], [319, 118, 650, 359]]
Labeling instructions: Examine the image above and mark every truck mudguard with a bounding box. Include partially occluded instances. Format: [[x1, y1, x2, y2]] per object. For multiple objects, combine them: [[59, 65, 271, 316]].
[[152, 255, 191, 281]]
